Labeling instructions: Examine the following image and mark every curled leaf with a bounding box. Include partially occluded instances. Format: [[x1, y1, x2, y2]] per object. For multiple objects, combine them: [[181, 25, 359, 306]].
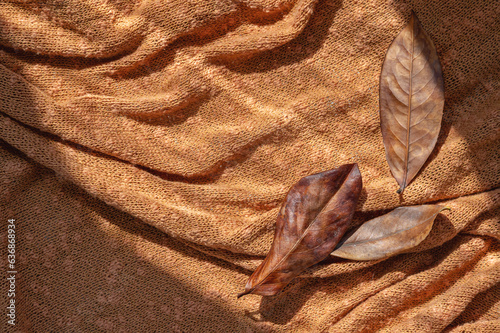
[[380, 12, 445, 193], [332, 205, 449, 261], [238, 164, 362, 298]]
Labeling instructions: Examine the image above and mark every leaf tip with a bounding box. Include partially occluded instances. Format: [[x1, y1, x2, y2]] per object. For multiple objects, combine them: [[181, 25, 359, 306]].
[[410, 10, 422, 28], [348, 163, 359, 175], [410, 10, 419, 21]]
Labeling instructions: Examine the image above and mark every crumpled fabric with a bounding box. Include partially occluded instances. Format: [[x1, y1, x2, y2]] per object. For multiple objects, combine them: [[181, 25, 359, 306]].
[[0, 0, 498, 331]]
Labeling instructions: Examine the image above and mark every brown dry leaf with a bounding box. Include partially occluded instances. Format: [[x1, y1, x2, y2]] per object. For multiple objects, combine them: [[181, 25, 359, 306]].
[[332, 205, 449, 261], [238, 164, 362, 298], [379, 12, 445, 193]]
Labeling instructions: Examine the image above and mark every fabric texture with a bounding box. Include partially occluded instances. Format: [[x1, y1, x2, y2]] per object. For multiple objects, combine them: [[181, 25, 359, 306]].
[[1, 0, 499, 331]]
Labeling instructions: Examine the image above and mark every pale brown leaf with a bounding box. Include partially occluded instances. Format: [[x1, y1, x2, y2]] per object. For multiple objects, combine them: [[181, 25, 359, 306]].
[[238, 164, 362, 297], [332, 205, 449, 261], [380, 12, 445, 193]]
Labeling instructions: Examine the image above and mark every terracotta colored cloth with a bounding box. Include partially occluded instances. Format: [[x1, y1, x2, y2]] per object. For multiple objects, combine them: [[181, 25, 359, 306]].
[[1, 0, 499, 332]]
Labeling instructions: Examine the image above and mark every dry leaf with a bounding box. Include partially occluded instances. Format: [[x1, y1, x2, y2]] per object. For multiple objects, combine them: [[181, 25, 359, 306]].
[[238, 164, 362, 298], [332, 205, 449, 261], [379, 12, 445, 193]]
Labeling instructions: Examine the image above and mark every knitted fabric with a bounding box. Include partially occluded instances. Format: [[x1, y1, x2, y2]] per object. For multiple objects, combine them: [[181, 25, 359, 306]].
[[1, 0, 499, 331]]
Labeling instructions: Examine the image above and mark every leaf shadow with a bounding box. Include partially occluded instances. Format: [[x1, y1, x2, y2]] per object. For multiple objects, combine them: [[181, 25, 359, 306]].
[[461, 207, 499, 237], [404, 212, 456, 254], [355, 187, 370, 211]]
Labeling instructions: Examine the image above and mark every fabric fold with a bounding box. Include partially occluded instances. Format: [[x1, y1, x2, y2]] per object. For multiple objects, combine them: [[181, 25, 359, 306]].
[[1, 0, 499, 331]]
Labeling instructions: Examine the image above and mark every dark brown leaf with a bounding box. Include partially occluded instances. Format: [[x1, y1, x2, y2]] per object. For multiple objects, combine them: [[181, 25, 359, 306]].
[[332, 205, 449, 261], [380, 12, 445, 193], [238, 164, 362, 298]]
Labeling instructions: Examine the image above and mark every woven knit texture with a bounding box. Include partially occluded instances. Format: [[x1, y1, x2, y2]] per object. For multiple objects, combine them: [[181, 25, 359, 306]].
[[1, 0, 499, 332]]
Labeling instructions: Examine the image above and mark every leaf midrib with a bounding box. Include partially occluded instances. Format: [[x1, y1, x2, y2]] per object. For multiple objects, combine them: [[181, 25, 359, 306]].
[[402, 19, 415, 191]]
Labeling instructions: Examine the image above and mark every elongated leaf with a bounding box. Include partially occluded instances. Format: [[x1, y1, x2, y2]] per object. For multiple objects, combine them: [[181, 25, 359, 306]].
[[380, 12, 444, 193], [238, 164, 362, 298], [332, 205, 449, 261]]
